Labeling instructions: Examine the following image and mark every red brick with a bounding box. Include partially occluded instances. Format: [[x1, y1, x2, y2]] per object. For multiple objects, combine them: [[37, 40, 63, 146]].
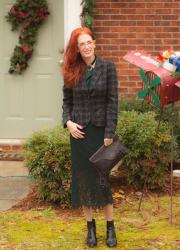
[[173, 32, 180, 38], [127, 39, 145, 45], [95, 3, 111, 8], [137, 21, 154, 26], [0, 145, 11, 151], [120, 87, 129, 92], [128, 76, 140, 81], [164, 39, 180, 44], [163, 3, 179, 8], [120, 45, 137, 51], [153, 9, 172, 14], [120, 8, 137, 14], [94, 27, 110, 32], [111, 39, 127, 44], [146, 3, 164, 8], [103, 33, 119, 38], [115, 63, 129, 69], [145, 39, 163, 45], [173, 9, 180, 14], [163, 27, 179, 32], [162, 15, 179, 20], [110, 27, 129, 32], [128, 87, 141, 93], [136, 9, 156, 14], [12, 145, 23, 151], [119, 76, 128, 81], [94, 0, 179, 99], [102, 45, 119, 50], [136, 46, 154, 52], [120, 82, 131, 87], [136, 33, 154, 39], [119, 21, 137, 26], [171, 21, 180, 26], [128, 15, 145, 20], [145, 15, 162, 20], [103, 9, 120, 14], [111, 15, 127, 20], [110, 3, 129, 8], [96, 51, 110, 57], [128, 27, 145, 32], [154, 21, 171, 26], [120, 33, 136, 38], [96, 38, 111, 44], [102, 20, 120, 26], [93, 15, 110, 20], [145, 27, 162, 32], [154, 33, 172, 38], [112, 51, 127, 57]]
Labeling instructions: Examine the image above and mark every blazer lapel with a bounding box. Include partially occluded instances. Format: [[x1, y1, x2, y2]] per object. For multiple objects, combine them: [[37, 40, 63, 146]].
[[90, 56, 103, 89], [78, 56, 103, 91]]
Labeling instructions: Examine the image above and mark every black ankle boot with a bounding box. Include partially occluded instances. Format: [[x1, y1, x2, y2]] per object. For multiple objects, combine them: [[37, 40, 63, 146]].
[[106, 220, 117, 247], [86, 219, 97, 248]]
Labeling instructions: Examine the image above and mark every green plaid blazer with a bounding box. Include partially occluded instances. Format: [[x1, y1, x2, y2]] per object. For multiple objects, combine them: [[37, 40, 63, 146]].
[[62, 56, 118, 138]]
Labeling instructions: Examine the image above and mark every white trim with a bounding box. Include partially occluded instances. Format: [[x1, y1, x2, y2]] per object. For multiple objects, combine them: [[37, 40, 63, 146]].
[[64, 0, 82, 47]]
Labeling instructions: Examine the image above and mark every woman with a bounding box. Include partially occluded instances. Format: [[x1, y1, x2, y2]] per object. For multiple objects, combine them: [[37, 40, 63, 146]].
[[62, 27, 118, 248]]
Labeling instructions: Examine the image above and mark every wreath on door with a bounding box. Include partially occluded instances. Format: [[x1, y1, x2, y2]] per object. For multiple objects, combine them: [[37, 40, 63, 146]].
[[6, 0, 50, 74]]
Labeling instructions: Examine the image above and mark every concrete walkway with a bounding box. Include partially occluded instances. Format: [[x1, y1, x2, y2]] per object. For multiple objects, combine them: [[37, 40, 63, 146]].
[[0, 161, 33, 211]]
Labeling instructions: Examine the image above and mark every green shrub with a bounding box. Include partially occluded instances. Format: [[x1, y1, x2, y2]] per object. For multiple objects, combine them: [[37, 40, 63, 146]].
[[116, 111, 173, 189], [24, 127, 71, 207], [120, 99, 180, 149], [23, 110, 176, 205]]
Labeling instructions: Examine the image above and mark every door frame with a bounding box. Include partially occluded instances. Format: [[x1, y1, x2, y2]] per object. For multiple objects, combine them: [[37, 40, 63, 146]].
[[64, 0, 82, 46]]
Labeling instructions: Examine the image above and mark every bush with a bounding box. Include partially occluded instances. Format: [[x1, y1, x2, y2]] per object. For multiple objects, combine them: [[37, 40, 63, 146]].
[[24, 127, 71, 207], [120, 99, 180, 149], [116, 111, 173, 189], [23, 110, 176, 205]]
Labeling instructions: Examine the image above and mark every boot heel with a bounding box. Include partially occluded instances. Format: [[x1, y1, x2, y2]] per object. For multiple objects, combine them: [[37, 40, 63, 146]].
[[106, 220, 117, 247], [86, 219, 97, 248]]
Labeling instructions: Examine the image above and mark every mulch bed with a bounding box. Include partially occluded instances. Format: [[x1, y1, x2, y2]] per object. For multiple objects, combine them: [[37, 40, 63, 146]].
[[11, 171, 180, 217]]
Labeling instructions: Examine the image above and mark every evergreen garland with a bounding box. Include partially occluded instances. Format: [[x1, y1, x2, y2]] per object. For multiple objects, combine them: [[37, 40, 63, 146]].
[[6, 0, 49, 74], [80, 0, 95, 30]]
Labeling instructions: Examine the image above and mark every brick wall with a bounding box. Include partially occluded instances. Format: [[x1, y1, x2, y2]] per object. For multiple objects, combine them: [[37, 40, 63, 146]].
[[93, 0, 180, 99]]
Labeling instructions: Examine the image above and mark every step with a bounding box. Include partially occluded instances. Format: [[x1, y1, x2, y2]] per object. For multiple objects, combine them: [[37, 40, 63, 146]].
[[0, 139, 25, 161], [0, 139, 24, 151]]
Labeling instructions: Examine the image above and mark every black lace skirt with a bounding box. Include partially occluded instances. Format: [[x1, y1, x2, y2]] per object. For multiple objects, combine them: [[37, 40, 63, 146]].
[[70, 123, 113, 208]]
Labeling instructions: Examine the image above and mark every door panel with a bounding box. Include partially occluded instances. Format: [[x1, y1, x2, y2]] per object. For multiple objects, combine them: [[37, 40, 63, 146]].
[[0, 0, 64, 138]]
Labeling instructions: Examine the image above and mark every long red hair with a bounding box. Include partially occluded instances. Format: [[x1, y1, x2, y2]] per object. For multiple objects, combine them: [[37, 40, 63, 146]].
[[63, 27, 95, 87]]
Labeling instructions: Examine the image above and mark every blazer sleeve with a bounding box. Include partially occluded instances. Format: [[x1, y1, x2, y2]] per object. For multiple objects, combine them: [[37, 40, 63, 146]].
[[104, 61, 118, 138], [62, 84, 73, 128]]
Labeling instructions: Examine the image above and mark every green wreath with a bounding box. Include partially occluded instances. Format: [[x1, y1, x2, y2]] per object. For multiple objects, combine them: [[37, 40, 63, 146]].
[[6, 0, 49, 74], [80, 0, 95, 30]]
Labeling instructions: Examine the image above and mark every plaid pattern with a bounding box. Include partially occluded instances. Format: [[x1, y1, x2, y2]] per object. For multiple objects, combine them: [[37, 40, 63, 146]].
[[62, 56, 118, 138]]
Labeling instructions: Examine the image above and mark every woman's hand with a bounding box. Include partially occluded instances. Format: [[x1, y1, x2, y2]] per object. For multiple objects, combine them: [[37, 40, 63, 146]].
[[104, 138, 113, 146], [66, 120, 85, 139]]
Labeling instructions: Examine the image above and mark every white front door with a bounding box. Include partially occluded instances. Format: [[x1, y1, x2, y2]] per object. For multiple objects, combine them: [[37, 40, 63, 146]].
[[0, 0, 64, 138]]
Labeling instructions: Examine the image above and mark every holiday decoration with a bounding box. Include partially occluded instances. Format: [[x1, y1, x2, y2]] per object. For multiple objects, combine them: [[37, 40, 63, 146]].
[[6, 0, 50, 74], [123, 51, 180, 107], [124, 50, 180, 218], [158, 50, 180, 77], [80, 0, 94, 30], [138, 69, 161, 106]]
